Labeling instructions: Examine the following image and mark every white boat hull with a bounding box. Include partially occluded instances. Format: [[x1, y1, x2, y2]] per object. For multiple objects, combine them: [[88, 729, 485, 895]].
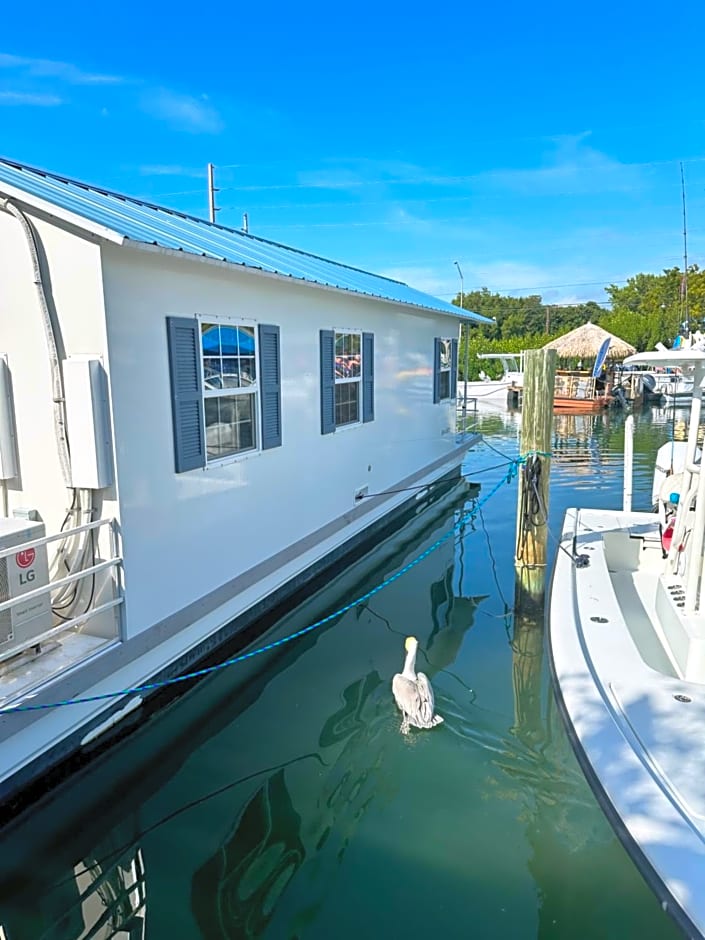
[[459, 379, 515, 404], [549, 506, 705, 938]]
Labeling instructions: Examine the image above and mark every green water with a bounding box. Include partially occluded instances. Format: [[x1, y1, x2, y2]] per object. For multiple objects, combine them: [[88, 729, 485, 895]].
[[0, 403, 688, 939]]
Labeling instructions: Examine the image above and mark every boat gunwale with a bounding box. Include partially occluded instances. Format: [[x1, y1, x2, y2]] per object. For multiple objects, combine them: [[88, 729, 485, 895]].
[[548, 507, 705, 940]]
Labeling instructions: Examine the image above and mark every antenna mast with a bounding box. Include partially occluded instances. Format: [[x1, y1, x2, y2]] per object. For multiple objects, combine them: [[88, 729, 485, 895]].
[[207, 163, 219, 224], [681, 161, 690, 335]]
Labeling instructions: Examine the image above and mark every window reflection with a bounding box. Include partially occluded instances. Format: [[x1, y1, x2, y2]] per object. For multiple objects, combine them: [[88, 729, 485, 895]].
[[439, 338, 452, 400], [334, 330, 362, 426], [201, 321, 258, 459], [440, 339, 451, 370]]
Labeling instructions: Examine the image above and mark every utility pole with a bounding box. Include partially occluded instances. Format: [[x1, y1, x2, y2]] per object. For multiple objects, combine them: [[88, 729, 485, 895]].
[[207, 163, 219, 224], [681, 162, 690, 335], [454, 261, 468, 413]]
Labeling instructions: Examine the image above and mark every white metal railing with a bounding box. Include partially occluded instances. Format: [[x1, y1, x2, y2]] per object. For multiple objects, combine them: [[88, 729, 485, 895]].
[[0, 517, 123, 665], [0, 516, 119, 561]]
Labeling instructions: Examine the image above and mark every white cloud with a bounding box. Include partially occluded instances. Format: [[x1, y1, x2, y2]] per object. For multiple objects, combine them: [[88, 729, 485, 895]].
[[0, 53, 125, 85], [138, 164, 206, 177], [297, 159, 439, 192], [0, 90, 62, 106], [140, 88, 223, 134], [456, 259, 611, 305], [378, 265, 457, 298], [379, 259, 611, 307], [477, 133, 642, 196]]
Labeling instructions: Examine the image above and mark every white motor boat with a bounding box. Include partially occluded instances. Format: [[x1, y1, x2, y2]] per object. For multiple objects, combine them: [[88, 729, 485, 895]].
[[458, 352, 523, 409], [549, 349, 705, 938]]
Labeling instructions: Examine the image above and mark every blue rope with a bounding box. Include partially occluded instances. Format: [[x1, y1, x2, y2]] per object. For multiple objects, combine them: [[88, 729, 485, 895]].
[[0, 454, 531, 715]]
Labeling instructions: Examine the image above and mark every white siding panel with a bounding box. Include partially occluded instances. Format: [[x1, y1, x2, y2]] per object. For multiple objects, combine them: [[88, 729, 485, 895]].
[[0, 208, 118, 534], [102, 244, 460, 636]]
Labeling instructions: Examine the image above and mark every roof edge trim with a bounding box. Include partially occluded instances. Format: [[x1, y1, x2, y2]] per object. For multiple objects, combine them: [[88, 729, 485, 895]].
[[0, 179, 124, 245]]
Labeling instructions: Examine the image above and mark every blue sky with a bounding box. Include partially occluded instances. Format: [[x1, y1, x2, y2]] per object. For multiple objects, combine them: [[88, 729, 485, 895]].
[[2, 0, 705, 309]]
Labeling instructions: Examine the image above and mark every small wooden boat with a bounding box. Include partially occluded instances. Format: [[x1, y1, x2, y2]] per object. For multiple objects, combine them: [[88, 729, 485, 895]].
[[553, 370, 611, 412]]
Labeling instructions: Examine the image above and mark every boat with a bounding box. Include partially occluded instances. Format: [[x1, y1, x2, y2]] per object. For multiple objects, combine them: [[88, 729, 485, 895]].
[[639, 369, 694, 404], [0, 157, 490, 807], [552, 369, 612, 413], [458, 352, 523, 410], [549, 348, 705, 938]]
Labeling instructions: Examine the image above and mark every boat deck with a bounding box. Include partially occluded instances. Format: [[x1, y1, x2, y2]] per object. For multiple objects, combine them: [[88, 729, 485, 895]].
[[551, 506, 705, 937], [0, 630, 114, 709]]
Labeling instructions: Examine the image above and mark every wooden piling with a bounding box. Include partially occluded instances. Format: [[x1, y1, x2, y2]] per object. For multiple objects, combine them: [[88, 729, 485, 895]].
[[511, 566, 545, 745], [514, 348, 557, 595]]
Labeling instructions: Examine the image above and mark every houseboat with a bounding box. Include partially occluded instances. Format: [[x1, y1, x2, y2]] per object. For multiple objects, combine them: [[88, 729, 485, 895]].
[[0, 157, 489, 806]]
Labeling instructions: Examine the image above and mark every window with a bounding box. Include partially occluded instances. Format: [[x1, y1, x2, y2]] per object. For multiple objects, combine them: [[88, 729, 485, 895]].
[[320, 330, 374, 434], [438, 339, 452, 400], [335, 331, 361, 426], [433, 336, 458, 403], [167, 317, 282, 473], [201, 321, 258, 460]]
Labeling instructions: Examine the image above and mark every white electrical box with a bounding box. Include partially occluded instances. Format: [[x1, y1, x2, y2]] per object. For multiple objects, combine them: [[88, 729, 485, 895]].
[[63, 356, 113, 490], [0, 517, 52, 655], [0, 355, 18, 481]]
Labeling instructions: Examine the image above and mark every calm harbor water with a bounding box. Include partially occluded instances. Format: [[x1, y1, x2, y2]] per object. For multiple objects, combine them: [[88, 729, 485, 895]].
[[0, 403, 688, 939]]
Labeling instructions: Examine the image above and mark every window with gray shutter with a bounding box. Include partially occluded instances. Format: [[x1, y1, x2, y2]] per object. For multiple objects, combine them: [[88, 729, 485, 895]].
[[450, 337, 458, 399], [362, 332, 374, 422], [434, 337, 454, 402], [167, 317, 206, 472], [258, 323, 282, 449], [320, 329, 335, 434], [433, 337, 442, 403]]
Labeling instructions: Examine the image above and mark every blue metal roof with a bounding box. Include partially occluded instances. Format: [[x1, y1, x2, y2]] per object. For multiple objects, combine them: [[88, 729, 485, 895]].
[[0, 157, 489, 322]]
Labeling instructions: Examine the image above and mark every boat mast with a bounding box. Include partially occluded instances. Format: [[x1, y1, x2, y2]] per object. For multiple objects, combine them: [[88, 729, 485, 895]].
[[681, 162, 690, 336]]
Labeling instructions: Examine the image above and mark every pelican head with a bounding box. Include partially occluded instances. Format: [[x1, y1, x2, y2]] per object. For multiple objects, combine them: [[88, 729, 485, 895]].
[[404, 636, 418, 652]]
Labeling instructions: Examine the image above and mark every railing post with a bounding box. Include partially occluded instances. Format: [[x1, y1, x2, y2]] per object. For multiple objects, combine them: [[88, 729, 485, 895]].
[[623, 414, 634, 512]]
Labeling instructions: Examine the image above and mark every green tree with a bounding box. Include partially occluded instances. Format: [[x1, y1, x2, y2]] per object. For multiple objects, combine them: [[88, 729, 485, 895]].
[[601, 265, 705, 348]]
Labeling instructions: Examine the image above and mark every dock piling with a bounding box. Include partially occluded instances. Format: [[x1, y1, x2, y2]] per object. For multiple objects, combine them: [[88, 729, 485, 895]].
[[514, 348, 557, 597]]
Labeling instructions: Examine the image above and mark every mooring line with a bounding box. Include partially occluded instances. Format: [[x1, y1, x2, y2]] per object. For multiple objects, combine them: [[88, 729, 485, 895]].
[[0, 452, 539, 715]]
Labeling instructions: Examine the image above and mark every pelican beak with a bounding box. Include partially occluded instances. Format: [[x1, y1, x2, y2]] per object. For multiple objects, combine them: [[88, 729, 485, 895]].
[[404, 636, 417, 652]]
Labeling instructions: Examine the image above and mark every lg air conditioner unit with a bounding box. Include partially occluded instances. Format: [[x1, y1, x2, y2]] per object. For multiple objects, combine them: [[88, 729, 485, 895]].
[[0, 518, 52, 658]]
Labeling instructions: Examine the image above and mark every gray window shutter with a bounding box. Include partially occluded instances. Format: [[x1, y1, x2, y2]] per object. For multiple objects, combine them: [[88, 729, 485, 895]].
[[320, 329, 335, 434], [258, 323, 282, 449], [433, 337, 442, 403], [166, 317, 205, 472], [450, 337, 458, 399], [362, 331, 374, 422]]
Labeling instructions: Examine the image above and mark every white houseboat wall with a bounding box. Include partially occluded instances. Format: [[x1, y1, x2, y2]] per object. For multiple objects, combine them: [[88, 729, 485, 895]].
[[0, 157, 489, 804]]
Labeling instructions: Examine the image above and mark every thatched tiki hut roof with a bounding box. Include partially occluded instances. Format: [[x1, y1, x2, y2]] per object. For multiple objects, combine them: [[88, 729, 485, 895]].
[[543, 321, 636, 360]]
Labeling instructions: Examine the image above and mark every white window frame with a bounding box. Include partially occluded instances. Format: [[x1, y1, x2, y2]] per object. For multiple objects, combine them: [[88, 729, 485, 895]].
[[334, 329, 363, 428], [438, 337, 453, 401], [198, 314, 260, 465]]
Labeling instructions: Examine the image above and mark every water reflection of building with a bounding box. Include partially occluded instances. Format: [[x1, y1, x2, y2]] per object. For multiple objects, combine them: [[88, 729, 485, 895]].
[[188, 496, 486, 937], [192, 769, 305, 939], [0, 841, 147, 939]]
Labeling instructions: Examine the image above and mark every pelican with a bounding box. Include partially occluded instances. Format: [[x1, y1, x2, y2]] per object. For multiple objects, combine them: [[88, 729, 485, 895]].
[[392, 636, 444, 734]]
